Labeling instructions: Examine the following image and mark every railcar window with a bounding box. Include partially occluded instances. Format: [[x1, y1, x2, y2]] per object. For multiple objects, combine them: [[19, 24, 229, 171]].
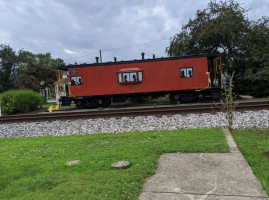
[[130, 72, 137, 82], [187, 68, 193, 77], [118, 71, 143, 83], [118, 73, 122, 83], [71, 76, 82, 85], [123, 73, 131, 82], [180, 68, 187, 78], [138, 72, 143, 81], [70, 69, 78, 74], [180, 67, 193, 78]]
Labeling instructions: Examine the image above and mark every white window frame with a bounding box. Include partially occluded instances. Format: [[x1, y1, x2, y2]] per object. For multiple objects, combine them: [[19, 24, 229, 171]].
[[180, 67, 193, 78], [118, 71, 143, 83], [71, 76, 83, 85], [118, 73, 122, 83], [138, 71, 143, 81]]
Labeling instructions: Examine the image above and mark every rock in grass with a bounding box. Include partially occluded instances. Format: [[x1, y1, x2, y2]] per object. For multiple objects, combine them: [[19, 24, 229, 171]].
[[111, 161, 130, 169], [66, 160, 80, 166]]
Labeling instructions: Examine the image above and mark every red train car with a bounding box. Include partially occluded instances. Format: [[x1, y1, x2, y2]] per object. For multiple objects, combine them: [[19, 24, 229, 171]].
[[56, 54, 222, 108]]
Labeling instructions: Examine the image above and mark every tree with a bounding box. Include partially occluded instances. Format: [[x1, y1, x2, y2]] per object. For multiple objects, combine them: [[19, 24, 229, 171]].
[[0, 44, 65, 93], [13, 51, 64, 92], [167, 0, 249, 72], [166, 0, 269, 96], [239, 17, 269, 97], [0, 45, 17, 92]]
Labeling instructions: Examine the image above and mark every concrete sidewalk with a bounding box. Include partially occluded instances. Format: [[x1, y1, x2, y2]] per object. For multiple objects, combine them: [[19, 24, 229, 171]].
[[139, 128, 269, 200]]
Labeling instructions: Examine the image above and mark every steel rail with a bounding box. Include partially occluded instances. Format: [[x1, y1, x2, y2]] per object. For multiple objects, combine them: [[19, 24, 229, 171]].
[[0, 101, 268, 124]]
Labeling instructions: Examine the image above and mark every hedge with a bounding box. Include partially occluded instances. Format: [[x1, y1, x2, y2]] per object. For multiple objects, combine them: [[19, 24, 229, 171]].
[[0, 90, 43, 115]]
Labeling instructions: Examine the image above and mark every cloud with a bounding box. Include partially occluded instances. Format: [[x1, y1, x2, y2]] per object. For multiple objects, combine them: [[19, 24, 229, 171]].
[[0, 0, 267, 64], [64, 49, 78, 54]]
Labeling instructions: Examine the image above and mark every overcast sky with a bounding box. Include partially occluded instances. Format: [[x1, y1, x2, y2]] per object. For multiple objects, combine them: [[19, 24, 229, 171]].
[[0, 0, 268, 64]]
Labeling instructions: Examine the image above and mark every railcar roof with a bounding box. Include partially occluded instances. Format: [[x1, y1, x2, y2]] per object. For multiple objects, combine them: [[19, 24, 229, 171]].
[[57, 53, 220, 70]]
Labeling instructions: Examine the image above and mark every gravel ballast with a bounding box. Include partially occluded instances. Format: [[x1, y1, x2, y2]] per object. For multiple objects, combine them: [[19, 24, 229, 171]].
[[0, 110, 268, 138]]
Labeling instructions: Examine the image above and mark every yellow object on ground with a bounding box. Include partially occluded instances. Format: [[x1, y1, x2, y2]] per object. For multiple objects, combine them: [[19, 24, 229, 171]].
[[48, 105, 54, 112], [48, 104, 61, 112], [55, 104, 60, 110]]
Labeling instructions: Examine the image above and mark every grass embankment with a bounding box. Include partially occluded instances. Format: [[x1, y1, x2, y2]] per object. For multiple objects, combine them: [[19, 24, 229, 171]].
[[0, 129, 228, 200], [232, 129, 269, 196]]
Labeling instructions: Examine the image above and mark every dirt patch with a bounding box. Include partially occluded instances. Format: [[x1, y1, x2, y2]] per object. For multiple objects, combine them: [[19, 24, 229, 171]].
[[263, 151, 269, 159]]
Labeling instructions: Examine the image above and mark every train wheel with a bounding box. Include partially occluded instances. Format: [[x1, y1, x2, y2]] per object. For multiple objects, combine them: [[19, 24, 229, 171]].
[[84, 99, 93, 108], [95, 97, 110, 108], [96, 98, 105, 108], [105, 97, 111, 107], [169, 94, 179, 104], [197, 93, 205, 102], [75, 100, 84, 109], [182, 93, 195, 103]]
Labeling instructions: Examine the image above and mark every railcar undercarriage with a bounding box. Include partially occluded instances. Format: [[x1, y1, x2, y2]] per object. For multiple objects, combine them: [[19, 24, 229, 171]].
[[59, 87, 221, 109]]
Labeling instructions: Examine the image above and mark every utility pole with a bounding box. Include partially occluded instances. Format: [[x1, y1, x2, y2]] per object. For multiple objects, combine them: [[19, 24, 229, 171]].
[[99, 50, 102, 63]]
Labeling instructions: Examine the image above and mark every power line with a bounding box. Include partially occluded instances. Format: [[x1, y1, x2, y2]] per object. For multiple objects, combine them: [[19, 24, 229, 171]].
[[103, 38, 170, 53], [64, 37, 170, 61]]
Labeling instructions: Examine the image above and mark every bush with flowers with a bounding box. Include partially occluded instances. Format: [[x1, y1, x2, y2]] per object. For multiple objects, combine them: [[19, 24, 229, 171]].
[[0, 95, 16, 115], [0, 90, 43, 115]]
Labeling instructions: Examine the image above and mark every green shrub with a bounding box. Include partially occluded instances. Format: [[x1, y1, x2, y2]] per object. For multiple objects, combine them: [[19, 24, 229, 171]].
[[0, 90, 42, 115], [0, 93, 15, 114]]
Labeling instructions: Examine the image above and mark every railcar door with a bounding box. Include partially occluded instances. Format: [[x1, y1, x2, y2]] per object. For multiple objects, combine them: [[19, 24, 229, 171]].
[[56, 69, 71, 105], [207, 56, 222, 88]]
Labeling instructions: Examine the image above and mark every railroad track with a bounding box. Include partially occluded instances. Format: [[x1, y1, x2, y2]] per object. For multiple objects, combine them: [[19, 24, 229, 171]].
[[0, 101, 268, 124]]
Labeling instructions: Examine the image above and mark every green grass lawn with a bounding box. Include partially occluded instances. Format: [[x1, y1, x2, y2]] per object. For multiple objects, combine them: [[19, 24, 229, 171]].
[[0, 129, 229, 200], [232, 129, 269, 196]]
